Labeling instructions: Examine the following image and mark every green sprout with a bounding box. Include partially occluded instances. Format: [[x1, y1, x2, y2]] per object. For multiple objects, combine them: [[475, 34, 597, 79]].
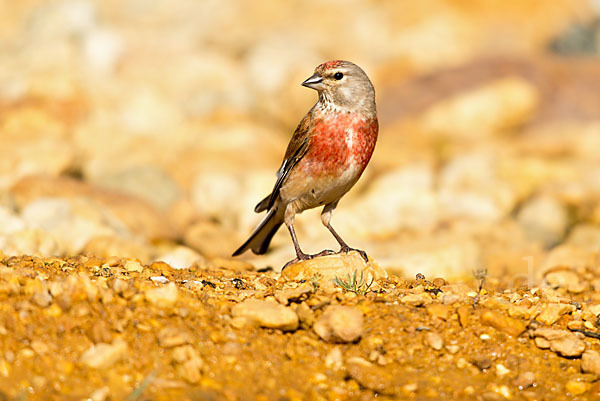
[[333, 270, 374, 296], [310, 272, 323, 291]]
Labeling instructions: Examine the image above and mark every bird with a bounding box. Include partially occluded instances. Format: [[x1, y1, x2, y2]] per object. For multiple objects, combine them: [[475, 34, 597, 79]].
[[233, 60, 378, 267]]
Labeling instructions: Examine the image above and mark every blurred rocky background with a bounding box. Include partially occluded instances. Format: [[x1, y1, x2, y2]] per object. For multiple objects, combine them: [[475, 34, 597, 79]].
[[1, 0, 600, 280]]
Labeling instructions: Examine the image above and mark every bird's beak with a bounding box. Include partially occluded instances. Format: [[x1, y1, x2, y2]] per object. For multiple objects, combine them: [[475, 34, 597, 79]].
[[302, 73, 324, 90]]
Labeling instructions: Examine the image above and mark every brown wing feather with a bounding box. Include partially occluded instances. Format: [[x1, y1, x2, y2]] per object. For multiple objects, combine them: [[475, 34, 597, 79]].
[[254, 109, 313, 213]]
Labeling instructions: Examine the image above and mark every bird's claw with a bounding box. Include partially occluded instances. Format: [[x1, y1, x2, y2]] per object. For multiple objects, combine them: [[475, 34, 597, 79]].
[[314, 249, 336, 257], [340, 246, 369, 262]]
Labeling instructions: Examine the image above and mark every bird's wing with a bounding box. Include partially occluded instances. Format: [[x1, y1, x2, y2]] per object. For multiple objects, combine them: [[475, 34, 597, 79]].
[[254, 111, 312, 213]]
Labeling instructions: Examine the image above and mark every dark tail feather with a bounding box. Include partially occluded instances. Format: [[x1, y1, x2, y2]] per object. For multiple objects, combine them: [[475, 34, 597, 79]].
[[254, 194, 270, 213], [232, 207, 284, 256]]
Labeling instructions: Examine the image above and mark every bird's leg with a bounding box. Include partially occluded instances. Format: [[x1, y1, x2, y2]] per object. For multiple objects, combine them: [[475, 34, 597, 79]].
[[321, 203, 369, 262], [282, 206, 311, 269]]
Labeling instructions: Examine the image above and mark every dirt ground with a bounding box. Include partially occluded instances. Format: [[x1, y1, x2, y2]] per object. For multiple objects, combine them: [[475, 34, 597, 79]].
[[1, 252, 600, 401]]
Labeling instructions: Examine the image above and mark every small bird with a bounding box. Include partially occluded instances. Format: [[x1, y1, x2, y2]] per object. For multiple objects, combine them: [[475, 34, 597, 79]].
[[233, 60, 378, 266]]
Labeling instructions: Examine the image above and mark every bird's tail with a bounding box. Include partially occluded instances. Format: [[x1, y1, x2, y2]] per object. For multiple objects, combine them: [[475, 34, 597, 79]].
[[232, 206, 284, 256]]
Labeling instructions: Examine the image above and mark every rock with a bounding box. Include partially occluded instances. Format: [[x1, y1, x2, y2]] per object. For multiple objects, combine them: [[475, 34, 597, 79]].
[[322, 348, 343, 372], [124, 260, 143, 273], [533, 328, 585, 357], [155, 245, 205, 270], [88, 387, 110, 401], [144, 282, 179, 308], [536, 303, 575, 325], [172, 345, 204, 384], [480, 310, 526, 337], [426, 304, 451, 320], [516, 194, 568, 248], [513, 372, 536, 390], [544, 268, 584, 293], [346, 357, 398, 396], [457, 305, 471, 328], [157, 327, 191, 348], [294, 302, 315, 329], [471, 355, 492, 371], [401, 292, 433, 307], [281, 251, 387, 292], [425, 331, 443, 350], [232, 299, 298, 331], [420, 76, 539, 138], [581, 350, 600, 376], [313, 305, 363, 343], [80, 339, 128, 369], [275, 283, 313, 305], [566, 380, 590, 395]]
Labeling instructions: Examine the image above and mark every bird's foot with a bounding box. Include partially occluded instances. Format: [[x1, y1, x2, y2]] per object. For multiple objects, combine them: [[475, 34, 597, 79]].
[[339, 246, 369, 262], [282, 251, 314, 271], [313, 249, 336, 257]]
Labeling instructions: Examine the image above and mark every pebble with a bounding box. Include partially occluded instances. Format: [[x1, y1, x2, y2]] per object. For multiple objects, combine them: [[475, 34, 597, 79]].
[[324, 347, 344, 370], [426, 304, 451, 320], [581, 350, 600, 375], [144, 282, 179, 308], [294, 302, 315, 329], [536, 303, 575, 325], [80, 339, 128, 369], [172, 345, 204, 384], [495, 363, 510, 377], [232, 299, 299, 331], [124, 260, 143, 273], [513, 371, 535, 389], [401, 292, 432, 307], [425, 331, 443, 350], [314, 305, 363, 343], [345, 357, 397, 395], [157, 327, 191, 348], [457, 305, 471, 327], [533, 328, 585, 357], [274, 283, 313, 305], [480, 310, 526, 337], [89, 387, 110, 401], [544, 269, 583, 293], [566, 380, 590, 395]]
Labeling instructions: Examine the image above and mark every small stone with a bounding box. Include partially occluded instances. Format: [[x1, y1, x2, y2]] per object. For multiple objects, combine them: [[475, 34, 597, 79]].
[[425, 331, 443, 350], [513, 371, 535, 389], [324, 347, 343, 370], [232, 299, 298, 331], [294, 302, 315, 329], [157, 327, 191, 348], [346, 357, 398, 395], [471, 355, 492, 371], [533, 328, 585, 357], [275, 283, 313, 305], [534, 337, 551, 349], [446, 345, 460, 354], [581, 350, 600, 375], [401, 292, 432, 307], [150, 276, 169, 284], [32, 289, 52, 308], [481, 310, 526, 337], [426, 304, 451, 320], [536, 303, 575, 325], [567, 320, 584, 330], [544, 269, 582, 293], [80, 339, 128, 369], [124, 260, 143, 273], [495, 363, 510, 377], [172, 345, 204, 384], [145, 282, 178, 308], [566, 380, 590, 395], [314, 305, 363, 343], [88, 387, 110, 401], [457, 305, 471, 327]]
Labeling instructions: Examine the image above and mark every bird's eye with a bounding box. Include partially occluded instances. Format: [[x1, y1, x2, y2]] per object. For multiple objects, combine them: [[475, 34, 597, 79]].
[[334, 72, 343, 80]]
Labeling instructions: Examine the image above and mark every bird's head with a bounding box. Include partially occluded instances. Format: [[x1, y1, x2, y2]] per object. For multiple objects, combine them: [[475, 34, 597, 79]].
[[302, 60, 376, 115]]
